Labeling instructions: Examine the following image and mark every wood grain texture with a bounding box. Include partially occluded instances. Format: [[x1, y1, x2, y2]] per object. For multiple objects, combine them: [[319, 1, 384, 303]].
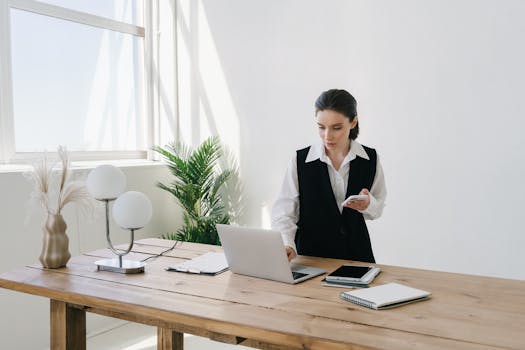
[[50, 300, 86, 350], [158, 328, 183, 350], [1, 238, 524, 350]]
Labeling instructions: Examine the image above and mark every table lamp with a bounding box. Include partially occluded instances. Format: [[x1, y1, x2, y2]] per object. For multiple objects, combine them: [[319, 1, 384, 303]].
[[86, 165, 152, 274]]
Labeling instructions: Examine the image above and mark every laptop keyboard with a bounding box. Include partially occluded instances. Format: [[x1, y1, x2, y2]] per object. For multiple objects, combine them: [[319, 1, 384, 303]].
[[292, 271, 308, 280]]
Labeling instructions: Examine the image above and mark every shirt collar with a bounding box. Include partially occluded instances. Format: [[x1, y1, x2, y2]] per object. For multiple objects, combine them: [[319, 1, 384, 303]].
[[305, 140, 370, 164]]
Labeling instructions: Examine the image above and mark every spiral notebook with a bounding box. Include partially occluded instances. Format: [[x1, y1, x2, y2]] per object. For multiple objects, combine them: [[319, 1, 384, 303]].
[[340, 282, 431, 310]]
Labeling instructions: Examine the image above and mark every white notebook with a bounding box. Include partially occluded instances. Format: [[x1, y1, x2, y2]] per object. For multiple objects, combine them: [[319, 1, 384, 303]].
[[166, 252, 229, 275], [340, 282, 431, 310]]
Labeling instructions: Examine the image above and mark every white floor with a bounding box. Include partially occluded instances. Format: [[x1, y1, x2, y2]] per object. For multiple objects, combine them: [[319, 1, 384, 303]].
[[87, 322, 252, 350]]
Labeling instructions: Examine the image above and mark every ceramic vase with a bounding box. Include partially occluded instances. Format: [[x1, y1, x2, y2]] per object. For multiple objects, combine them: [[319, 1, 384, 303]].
[[39, 213, 71, 268]]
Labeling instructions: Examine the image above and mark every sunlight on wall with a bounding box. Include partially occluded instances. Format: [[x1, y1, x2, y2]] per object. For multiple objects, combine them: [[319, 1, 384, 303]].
[[260, 203, 272, 229], [199, 99, 212, 138], [177, 0, 240, 163], [197, 3, 240, 155]]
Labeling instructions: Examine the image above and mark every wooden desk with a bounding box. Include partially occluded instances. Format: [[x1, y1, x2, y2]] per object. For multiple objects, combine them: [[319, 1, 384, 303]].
[[0, 238, 524, 350]]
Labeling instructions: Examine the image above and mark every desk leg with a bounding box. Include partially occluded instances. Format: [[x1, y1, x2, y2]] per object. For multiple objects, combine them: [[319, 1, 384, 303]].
[[50, 299, 86, 350], [158, 327, 183, 350]]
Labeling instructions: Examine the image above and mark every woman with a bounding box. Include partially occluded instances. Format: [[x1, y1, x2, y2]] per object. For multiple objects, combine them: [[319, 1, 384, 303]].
[[271, 89, 386, 263]]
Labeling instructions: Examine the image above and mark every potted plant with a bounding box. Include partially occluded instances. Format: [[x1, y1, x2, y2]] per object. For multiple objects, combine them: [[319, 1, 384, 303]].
[[153, 136, 239, 245]]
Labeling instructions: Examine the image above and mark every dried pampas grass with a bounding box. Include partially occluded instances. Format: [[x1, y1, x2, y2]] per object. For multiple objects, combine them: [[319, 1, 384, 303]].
[[26, 146, 94, 215]]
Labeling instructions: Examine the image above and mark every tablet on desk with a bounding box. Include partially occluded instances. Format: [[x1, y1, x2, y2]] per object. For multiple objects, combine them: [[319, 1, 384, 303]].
[[326, 265, 381, 284]]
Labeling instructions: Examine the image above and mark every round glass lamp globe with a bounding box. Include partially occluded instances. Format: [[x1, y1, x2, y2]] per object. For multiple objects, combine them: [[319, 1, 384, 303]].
[[112, 191, 152, 229], [86, 165, 126, 200]]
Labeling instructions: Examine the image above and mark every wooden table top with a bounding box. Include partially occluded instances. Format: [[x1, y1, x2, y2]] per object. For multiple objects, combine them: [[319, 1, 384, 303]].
[[1, 238, 524, 350]]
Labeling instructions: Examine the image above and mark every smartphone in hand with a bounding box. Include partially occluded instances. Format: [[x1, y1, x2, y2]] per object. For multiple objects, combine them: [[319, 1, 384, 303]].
[[341, 194, 368, 206]]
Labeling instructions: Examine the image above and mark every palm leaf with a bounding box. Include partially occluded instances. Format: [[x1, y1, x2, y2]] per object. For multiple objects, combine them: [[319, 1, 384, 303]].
[[187, 140, 220, 190], [153, 136, 239, 245]]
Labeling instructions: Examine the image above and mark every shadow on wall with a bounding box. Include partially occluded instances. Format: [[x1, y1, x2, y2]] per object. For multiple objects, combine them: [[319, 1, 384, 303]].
[[176, 0, 258, 225]]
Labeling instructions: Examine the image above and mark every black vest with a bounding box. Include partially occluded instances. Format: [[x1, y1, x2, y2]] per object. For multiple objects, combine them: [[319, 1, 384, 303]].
[[295, 145, 377, 262]]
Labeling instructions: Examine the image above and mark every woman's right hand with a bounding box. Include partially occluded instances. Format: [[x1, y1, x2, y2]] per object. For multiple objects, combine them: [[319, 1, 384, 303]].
[[285, 246, 297, 262]]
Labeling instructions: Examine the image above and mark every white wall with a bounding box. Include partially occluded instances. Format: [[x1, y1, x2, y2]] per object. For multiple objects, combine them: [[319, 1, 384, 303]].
[[0, 164, 181, 349], [2, 0, 525, 348], [177, 0, 525, 280]]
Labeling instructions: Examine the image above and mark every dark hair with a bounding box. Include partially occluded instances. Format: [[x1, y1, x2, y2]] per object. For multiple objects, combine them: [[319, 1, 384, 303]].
[[314, 89, 359, 140]]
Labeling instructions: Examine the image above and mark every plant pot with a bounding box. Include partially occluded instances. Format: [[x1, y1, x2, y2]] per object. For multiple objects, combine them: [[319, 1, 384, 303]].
[[39, 213, 71, 268]]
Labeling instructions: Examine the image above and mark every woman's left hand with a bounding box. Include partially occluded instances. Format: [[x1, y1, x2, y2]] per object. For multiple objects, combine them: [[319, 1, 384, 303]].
[[344, 188, 370, 211]]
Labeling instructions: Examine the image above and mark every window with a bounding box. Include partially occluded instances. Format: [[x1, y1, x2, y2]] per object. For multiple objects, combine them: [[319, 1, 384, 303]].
[[36, 0, 143, 25], [0, 0, 165, 162]]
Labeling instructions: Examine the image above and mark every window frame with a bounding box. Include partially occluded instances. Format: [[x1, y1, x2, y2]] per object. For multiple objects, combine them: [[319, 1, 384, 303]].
[[0, 0, 163, 163]]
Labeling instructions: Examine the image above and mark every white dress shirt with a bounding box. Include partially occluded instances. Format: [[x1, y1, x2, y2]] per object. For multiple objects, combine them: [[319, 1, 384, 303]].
[[271, 140, 387, 254]]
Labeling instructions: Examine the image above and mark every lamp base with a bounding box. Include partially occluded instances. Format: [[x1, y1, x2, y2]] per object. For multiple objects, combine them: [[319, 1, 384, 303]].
[[95, 258, 145, 274]]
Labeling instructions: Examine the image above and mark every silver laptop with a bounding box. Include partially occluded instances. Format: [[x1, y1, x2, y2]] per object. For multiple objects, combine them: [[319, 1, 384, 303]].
[[216, 224, 325, 284]]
